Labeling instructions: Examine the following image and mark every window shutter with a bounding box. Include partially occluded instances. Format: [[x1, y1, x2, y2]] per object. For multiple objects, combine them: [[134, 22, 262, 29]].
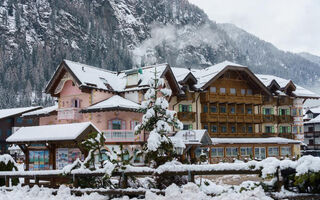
[[263, 108, 265, 115], [271, 108, 274, 115], [280, 126, 283, 133], [288, 126, 291, 133], [179, 104, 182, 112], [189, 124, 193, 130], [108, 120, 112, 130], [121, 120, 126, 130], [286, 109, 290, 115], [130, 120, 133, 130], [279, 108, 282, 116], [189, 105, 192, 112], [272, 126, 275, 133]]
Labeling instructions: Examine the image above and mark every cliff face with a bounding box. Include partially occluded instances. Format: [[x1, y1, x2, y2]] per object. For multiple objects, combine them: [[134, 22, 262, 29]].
[[0, 0, 319, 107]]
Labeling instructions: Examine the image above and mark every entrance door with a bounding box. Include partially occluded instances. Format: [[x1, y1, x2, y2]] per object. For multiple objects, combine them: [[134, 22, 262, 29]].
[[254, 147, 266, 160]]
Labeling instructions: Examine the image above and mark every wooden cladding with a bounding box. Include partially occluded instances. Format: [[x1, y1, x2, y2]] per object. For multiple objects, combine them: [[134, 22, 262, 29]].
[[262, 115, 293, 123], [200, 93, 262, 104], [201, 113, 262, 123], [177, 112, 196, 122]]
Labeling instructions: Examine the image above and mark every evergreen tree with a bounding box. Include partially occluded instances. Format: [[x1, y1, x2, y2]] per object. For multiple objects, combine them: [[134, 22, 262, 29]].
[[135, 68, 183, 168]]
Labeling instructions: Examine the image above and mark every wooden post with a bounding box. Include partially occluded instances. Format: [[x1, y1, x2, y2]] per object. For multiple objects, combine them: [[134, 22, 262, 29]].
[[188, 171, 194, 183], [5, 176, 9, 187], [73, 174, 79, 188], [120, 172, 128, 188], [35, 176, 39, 185]]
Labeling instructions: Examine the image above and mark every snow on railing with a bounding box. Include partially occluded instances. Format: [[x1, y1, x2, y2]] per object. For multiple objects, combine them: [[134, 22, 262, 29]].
[[103, 130, 144, 142]]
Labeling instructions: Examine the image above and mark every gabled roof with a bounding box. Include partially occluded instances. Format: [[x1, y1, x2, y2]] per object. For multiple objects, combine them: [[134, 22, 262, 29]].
[[6, 122, 99, 143], [45, 60, 181, 95], [307, 105, 320, 114], [173, 130, 212, 145], [256, 74, 319, 98], [22, 105, 58, 117], [305, 114, 320, 124], [81, 95, 140, 113], [0, 106, 42, 120], [193, 61, 271, 95]]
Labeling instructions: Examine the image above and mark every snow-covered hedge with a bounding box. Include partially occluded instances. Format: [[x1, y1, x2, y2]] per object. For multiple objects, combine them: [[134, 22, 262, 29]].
[[0, 154, 19, 186]]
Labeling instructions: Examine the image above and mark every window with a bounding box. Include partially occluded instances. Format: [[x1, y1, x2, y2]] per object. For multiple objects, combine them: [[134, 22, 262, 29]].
[[210, 87, 216, 93], [180, 104, 190, 112], [226, 147, 238, 157], [220, 88, 226, 94], [183, 124, 190, 130], [16, 117, 22, 124], [221, 125, 227, 133], [268, 147, 279, 157], [0, 130, 1, 136], [247, 108, 252, 114], [281, 146, 291, 156], [265, 126, 274, 133], [247, 125, 253, 133], [255, 147, 266, 160], [27, 119, 33, 124], [241, 147, 253, 156], [242, 126, 246, 133], [220, 106, 226, 113], [203, 105, 208, 113], [230, 88, 236, 94], [211, 125, 217, 133], [247, 89, 253, 95], [130, 121, 140, 130], [279, 126, 291, 133], [6, 119, 12, 123], [263, 108, 273, 115], [231, 125, 236, 133], [299, 126, 303, 133], [112, 120, 122, 130], [279, 108, 289, 115], [230, 107, 235, 114], [212, 148, 224, 157], [72, 99, 80, 108], [183, 124, 193, 130], [241, 89, 246, 95], [309, 139, 314, 145], [292, 108, 297, 116], [203, 124, 208, 131], [210, 105, 217, 113]]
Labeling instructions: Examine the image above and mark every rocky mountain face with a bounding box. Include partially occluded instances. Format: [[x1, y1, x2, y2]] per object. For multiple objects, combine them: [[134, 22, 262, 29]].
[[0, 0, 319, 108]]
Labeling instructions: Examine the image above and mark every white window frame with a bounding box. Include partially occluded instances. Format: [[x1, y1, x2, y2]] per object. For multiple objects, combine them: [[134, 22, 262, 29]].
[[268, 146, 279, 157], [240, 147, 252, 156], [211, 147, 224, 157], [226, 147, 238, 157]]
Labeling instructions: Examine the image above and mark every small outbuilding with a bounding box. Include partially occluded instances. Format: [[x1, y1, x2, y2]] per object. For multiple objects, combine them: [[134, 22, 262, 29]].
[[6, 122, 99, 170]]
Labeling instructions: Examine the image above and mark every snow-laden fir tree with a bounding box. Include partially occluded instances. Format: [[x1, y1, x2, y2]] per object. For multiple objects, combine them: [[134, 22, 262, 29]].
[[135, 67, 183, 167]]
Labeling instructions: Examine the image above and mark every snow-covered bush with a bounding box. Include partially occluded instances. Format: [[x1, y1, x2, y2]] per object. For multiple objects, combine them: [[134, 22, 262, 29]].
[[135, 68, 183, 168], [0, 154, 19, 186]]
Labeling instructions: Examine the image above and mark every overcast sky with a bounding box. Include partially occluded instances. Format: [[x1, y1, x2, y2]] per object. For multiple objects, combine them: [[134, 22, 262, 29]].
[[189, 0, 320, 56]]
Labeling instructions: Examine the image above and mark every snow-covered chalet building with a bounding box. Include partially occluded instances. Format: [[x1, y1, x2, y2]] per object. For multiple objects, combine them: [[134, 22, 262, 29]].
[[7, 60, 319, 169]]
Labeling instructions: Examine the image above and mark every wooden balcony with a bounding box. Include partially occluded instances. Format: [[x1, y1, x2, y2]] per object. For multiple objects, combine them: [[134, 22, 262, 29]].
[[200, 93, 262, 104], [262, 115, 277, 123], [201, 113, 262, 123], [209, 133, 263, 138], [278, 97, 294, 106], [278, 115, 294, 123], [177, 92, 195, 101], [262, 132, 278, 137], [177, 112, 196, 122], [278, 133, 294, 139]]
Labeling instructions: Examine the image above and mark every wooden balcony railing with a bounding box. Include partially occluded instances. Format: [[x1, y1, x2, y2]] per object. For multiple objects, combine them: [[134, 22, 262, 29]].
[[263, 115, 277, 123], [278, 115, 294, 123], [103, 130, 145, 143], [200, 93, 262, 104], [57, 108, 82, 120], [201, 113, 262, 123], [177, 112, 196, 122]]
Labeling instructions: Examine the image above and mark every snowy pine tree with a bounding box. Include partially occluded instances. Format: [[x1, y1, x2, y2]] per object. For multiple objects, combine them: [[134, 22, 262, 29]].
[[135, 68, 183, 167]]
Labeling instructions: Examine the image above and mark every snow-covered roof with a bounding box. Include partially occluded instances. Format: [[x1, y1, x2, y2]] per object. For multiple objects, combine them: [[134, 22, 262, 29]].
[[82, 95, 140, 112], [22, 105, 58, 117], [308, 106, 320, 114], [0, 106, 42, 120], [304, 115, 320, 124], [6, 122, 99, 143], [173, 130, 211, 145], [256, 74, 319, 98], [211, 137, 301, 145], [194, 61, 245, 88]]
